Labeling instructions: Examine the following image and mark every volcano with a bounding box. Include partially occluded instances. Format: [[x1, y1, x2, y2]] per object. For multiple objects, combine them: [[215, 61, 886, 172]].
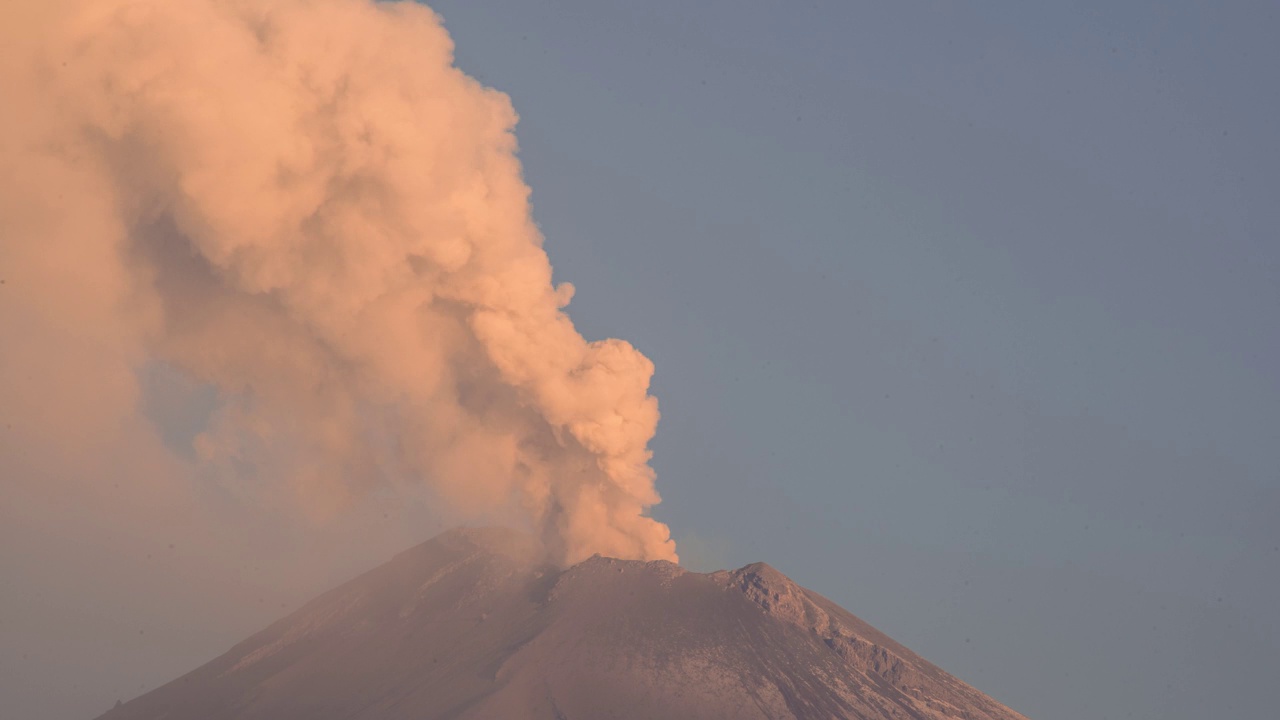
[[96, 528, 1028, 720]]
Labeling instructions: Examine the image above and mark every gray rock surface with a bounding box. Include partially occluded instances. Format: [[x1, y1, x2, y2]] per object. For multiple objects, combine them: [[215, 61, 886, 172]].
[[97, 527, 1029, 720]]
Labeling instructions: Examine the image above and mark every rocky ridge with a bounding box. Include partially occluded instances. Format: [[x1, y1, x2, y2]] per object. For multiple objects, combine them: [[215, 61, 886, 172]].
[[97, 527, 1029, 720]]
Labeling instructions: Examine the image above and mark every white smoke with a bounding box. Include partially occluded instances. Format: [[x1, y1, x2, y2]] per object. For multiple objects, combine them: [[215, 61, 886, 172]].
[[0, 0, 676, 564]]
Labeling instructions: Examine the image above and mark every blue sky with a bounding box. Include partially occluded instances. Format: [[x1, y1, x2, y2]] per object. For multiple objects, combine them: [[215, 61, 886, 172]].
[[426, 2, 1278, 718]]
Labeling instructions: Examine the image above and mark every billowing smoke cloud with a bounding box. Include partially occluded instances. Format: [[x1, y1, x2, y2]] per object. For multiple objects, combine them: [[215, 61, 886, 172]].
[[1, 0, 676, 565]]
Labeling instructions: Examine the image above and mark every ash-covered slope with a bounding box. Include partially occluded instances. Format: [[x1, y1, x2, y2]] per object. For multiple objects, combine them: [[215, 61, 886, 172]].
[[97, 528, 1028, 720]]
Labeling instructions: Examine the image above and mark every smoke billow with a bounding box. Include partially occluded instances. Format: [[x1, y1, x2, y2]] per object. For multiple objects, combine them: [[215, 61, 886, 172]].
[[0, 0, 675, 564]]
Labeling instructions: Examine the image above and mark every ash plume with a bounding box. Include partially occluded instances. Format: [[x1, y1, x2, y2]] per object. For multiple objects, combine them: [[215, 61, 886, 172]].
[[0, 0, 675, 564]]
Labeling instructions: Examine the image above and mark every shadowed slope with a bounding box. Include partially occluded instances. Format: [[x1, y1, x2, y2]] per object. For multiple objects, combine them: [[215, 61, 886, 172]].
[[97, 528, 1028, 720]]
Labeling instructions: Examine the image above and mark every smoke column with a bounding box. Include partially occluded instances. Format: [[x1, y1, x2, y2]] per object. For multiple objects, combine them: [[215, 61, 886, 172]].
[[0, 0, 676, 564]]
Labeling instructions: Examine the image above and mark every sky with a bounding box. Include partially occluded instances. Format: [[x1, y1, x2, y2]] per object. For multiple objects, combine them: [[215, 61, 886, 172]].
[[426, 2, 1279, 718], [3, 2, 1278, 719]]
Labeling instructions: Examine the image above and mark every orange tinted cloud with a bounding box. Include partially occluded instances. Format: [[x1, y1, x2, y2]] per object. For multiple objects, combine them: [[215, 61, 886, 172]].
[[0, 0, 675, 564]]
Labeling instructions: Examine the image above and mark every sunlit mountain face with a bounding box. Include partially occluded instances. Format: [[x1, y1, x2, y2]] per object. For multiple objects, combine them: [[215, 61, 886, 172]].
[[98, 528, 1029, 720]]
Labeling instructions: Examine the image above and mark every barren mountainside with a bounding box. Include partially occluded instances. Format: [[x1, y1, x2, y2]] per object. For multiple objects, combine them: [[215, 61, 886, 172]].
[[98, 528, 1029, 720]]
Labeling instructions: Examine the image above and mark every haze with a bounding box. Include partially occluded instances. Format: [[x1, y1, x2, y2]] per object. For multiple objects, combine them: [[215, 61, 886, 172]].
[[3, 2, 1278, 720]]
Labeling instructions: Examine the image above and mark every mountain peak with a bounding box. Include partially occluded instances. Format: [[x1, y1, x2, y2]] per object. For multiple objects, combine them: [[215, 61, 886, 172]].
[[100, 527, 1028, 720], [726, 561, 830, 629]]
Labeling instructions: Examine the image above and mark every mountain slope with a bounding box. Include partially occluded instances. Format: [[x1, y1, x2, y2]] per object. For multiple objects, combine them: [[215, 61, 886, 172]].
[[97, 527, 1028, 720]]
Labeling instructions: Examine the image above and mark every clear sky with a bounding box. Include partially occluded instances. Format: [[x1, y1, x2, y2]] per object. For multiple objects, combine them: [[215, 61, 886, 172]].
[[428, 2, 1278, 719], [3, 3, 1276, 719]]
